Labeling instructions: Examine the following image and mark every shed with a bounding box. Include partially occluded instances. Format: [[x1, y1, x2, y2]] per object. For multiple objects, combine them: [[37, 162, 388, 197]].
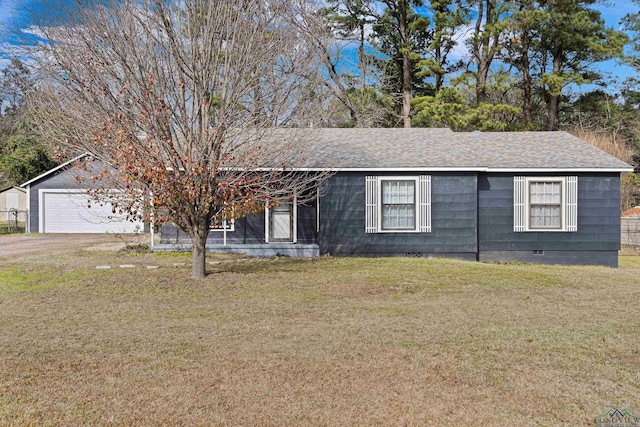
[[0, 186, 27, 226]]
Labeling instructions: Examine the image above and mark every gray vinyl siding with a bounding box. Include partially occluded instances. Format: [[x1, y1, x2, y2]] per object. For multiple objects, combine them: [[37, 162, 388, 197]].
[[478, 173, 620, 267], [133, 168, 624, 268], [318, 172, 477, 257], [159, 214, 265, 245], [159, 203, 317, 245]]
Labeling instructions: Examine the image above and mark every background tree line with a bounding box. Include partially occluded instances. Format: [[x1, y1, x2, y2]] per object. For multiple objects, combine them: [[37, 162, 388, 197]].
[[0, 0, 639, 207], [296, 0, 640, 206], [308, 0, 635, 133], [0, 58, 55, 188]]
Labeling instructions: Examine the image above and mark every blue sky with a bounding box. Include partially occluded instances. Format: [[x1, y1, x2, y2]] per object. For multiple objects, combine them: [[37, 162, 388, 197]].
[[0, 0, 637, 93]]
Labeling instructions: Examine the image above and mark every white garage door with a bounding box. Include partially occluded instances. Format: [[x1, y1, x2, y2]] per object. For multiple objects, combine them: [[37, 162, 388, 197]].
[[41, 191, 143, 233]]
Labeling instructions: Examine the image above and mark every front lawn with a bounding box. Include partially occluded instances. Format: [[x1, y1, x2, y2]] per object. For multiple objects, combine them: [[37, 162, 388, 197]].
[[1, 246, 639, 425]]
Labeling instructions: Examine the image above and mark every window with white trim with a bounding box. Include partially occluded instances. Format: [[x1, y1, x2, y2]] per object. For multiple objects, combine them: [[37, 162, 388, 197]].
[[514, 176, 578, 232], [381, 180, 415, 230], [529, 181, 562, 229], [210, 207, 234, 231], [365, 175, 431, 233]]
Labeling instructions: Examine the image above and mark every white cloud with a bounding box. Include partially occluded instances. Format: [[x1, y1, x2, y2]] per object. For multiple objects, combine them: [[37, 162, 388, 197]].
[[448, 24, 473, 62]]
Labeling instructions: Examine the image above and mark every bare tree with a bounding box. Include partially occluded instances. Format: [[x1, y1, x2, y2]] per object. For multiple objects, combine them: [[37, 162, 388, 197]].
[[570, 127, 640, 210], [291, 0, 393, 128], [27, 0, 330, 278]]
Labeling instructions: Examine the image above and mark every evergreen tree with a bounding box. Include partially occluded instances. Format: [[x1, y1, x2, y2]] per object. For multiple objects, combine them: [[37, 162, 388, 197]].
[[467, 0, 513, 105], [536, 0, 626, 130], [321, 0, 376, 92], [418, 0, 470, 93], [0, 59, 57, 185], [371, 0, 431, 127]]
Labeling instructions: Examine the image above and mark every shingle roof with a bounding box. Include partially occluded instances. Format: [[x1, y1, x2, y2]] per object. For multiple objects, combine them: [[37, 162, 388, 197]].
[[466, 131, 633, 170], [0, 185, 26, 193], [284, 128, 633, 171]]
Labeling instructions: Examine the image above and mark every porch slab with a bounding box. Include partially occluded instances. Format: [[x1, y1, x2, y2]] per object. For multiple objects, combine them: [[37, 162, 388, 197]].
[[152, 243, 319, 258]]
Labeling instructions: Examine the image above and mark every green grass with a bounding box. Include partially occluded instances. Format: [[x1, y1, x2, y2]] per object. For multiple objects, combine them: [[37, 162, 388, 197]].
[[1, 245, 639, 425]]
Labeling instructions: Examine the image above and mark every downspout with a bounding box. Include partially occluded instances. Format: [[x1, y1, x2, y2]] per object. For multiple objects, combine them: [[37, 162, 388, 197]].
[[223, 220, 227, 247], [149, 192, 154, 249], [26, 185, 30, 233]]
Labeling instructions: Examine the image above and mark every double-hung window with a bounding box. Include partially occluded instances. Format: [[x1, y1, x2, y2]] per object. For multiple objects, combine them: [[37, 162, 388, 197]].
[[514, 176, 577, 232], [210, 206, 234, 231], [365, 175, 431, 233], [381, 180, 416, 230], [529, 181, 562, 229]]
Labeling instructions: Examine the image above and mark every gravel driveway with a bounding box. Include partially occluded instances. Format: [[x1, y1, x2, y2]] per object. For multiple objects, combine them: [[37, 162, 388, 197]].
[[0, 234, 149, 258]]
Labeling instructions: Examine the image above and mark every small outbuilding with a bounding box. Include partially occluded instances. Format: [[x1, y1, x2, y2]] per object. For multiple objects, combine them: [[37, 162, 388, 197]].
[[0, 185, 27, 228]]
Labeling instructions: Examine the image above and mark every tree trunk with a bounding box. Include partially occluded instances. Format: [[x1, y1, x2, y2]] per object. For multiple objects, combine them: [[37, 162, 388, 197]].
[[359, 23, 366, 93], [435, 44, 443, 93], [546, 55, 562, 131], [473, 0, 499, 106], [398, 0, 411, 128], [402, 59, 412, 128], [473, 0, 487, 105], [476, 63, 488, 104], [546, 94, 558, 131], [521, 31, 532, 127], [190, 219, 209, 278]]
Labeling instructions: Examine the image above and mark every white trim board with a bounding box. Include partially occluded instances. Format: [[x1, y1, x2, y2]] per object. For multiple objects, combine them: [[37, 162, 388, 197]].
[[21, 153, 90, 188], [22, 155, 631, 190], [488, 167, 633, 173], [241, 166, 633, 173], [26, 185, 31, 233]]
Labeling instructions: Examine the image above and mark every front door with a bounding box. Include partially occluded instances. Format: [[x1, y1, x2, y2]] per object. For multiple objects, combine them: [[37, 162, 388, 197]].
[[269, 203, 294, 242]]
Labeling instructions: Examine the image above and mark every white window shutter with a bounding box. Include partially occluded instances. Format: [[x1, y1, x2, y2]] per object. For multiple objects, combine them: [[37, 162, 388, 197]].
[[514, 176, 526, 232], [365, 176, 378, 233], [419, 175, 431, 233], [566, 176, 578, 232]]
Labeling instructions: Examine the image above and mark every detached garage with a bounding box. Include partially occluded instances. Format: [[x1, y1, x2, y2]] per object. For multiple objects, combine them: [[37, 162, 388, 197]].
[[22, 155, 145, 234]]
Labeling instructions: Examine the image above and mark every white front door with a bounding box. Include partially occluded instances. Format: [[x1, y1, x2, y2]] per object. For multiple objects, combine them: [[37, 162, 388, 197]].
[[269, 203, 293, 242]]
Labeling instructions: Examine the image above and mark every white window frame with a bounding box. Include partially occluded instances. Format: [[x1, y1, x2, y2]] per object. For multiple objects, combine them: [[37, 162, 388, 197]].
[[366, 175, 431, 234], [209, 206, 235, 232], [378, 176, 420, 233], [264, 196, 297, 243], [525, 177, 565, 232]]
